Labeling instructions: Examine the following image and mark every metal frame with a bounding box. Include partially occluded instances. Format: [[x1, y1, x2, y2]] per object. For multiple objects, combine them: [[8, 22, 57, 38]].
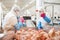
[[44, 2, 60, 5], [44, 2, 60, 25]]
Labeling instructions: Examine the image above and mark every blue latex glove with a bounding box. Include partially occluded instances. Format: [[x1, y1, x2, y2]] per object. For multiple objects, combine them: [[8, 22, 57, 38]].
[[37, 22, 43, 29], [15, 22, 23, 30]]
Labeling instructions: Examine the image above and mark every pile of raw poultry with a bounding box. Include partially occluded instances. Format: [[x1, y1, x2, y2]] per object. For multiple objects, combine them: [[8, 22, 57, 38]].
[[15, 27, 60, 40], [2, 27, 60, 40]]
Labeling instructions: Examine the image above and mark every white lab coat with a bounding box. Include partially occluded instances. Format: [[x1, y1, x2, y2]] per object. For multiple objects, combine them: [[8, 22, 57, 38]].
[[2, 11, 17, 30]]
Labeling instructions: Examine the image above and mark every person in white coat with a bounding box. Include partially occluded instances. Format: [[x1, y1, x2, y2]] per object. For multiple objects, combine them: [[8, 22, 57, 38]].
[[2, 6, 20, 33], [37, 10, 51, 30]]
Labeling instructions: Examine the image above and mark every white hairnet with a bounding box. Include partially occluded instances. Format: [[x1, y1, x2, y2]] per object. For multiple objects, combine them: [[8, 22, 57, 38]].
[[11, 4, 21, 12], [10, 4, 21, 16]]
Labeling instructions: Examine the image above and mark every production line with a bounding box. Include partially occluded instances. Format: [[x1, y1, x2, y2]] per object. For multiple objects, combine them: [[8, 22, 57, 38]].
[[0, 0, 60, 40]]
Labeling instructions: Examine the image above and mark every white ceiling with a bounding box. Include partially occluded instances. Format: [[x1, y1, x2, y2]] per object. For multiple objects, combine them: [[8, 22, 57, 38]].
[[0, 0, 60, 11], [0, 0, 35, 11]]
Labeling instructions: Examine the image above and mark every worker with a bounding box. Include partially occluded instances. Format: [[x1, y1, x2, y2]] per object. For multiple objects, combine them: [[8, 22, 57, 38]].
[[2, 5, 21, 40], [2, 5, 20, 33], [37, 9, 51, 30]]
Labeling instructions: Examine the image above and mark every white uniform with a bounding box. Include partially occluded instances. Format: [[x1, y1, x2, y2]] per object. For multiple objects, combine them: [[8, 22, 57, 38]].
[[2, 11, 17, 31]]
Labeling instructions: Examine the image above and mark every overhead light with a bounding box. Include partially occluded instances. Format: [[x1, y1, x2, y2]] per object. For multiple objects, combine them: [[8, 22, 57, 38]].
[[15, 0, 17, 3]]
